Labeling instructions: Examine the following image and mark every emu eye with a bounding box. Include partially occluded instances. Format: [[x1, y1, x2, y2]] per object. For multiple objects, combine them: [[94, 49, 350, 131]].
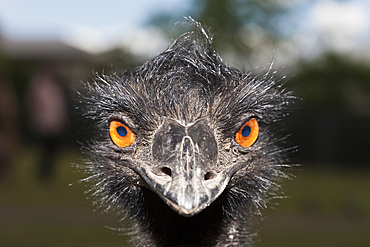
[[109, 120, 136, 147], [235, 118, 259, 148]]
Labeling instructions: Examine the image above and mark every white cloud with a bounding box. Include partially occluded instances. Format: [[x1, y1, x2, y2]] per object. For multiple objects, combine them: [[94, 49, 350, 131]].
[[118, 27, 169, 59], [63, 24, 169, 58], [63, 26, 118, 54], [310, 0, 369, 52], [280, 0, 370, 64]]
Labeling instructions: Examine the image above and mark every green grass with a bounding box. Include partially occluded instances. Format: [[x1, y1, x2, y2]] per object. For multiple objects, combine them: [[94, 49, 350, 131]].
[[1, 147, 369, 246], [0, 147, 130, 247], [259, 167, 370, 247]]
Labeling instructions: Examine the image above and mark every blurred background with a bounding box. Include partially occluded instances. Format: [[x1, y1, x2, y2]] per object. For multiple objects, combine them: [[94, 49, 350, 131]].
[[0, 0, 369, 246]]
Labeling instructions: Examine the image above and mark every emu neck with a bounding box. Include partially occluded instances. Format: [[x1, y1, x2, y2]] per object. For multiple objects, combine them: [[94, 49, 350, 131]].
[[136, 187, 231, 247]]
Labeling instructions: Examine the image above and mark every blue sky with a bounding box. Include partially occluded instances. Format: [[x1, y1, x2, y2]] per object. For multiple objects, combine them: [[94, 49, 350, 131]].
[[0, 0, 190, 39], [1, 0, 370, 63]]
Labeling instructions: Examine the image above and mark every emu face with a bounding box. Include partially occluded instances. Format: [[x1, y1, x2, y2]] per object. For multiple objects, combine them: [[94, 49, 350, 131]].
[[82, 20, 294, 246], [146, 118, 220, 216]]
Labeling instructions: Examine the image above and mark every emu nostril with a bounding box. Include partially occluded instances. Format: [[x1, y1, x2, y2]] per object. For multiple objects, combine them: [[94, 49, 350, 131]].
[[161, 167, 172, 177], [204, 171, 214, 181]]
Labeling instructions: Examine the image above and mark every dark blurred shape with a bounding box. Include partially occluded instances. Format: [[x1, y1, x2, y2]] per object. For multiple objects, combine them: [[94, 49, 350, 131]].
[[287, 53, 370, 166], [27, 65, 68, 181], [0, 37, 91, 61], [0, 34, 144, 183], [0, 71, 20, 179]]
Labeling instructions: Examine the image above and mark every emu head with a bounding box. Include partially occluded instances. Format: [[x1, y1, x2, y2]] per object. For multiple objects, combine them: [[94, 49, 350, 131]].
[[82, 21, 294, 220]]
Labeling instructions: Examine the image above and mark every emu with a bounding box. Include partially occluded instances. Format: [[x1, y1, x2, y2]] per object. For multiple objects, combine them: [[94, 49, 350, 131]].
[[81, 20, 294, 246]]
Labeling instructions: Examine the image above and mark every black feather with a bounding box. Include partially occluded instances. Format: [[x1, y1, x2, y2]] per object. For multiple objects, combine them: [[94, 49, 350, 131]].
[[80, 19, 296, 247]]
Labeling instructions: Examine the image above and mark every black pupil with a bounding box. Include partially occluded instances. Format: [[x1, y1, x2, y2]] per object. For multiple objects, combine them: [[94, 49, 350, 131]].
[[117, 126, 127, 137], [242, 125, 251, 137]]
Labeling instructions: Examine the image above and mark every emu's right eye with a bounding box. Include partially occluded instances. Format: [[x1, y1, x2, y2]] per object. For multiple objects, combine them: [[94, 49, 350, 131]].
[[109, 120, 135, 147], [235, 118, 259, 148]]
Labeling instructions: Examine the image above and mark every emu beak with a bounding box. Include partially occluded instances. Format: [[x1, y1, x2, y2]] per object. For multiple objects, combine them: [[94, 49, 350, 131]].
[[137, 119, 231, 216]]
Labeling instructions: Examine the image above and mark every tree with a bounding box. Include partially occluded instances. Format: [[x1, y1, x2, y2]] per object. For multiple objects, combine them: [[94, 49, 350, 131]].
[[147, 0, 288, 64]]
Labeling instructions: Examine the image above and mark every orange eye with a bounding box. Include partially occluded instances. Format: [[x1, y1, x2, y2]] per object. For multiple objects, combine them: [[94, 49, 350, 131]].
[[235, 118, 259, 148], [109, 120, 136, 148]]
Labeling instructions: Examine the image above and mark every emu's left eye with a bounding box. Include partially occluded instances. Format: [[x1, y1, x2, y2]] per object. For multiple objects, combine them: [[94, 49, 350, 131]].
[[109, 120, 136, 147], [235, 118, 259, 148]]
